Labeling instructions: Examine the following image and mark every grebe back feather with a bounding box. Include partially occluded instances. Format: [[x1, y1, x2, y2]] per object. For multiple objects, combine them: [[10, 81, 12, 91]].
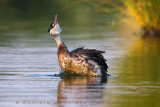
[[70, 47, 108, 76]]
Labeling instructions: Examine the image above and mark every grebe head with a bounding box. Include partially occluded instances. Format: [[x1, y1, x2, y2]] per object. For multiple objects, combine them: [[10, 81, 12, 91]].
[[48, 15, 62, 37]]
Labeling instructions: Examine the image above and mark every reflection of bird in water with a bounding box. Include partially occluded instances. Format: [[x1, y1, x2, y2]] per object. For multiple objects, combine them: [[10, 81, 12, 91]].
[[57, 76, 107, 107], [48, 15, 108, 76]]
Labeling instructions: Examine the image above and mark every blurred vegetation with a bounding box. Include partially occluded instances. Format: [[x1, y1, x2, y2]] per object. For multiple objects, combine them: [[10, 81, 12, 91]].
[[0, 0, 116, 33], [72, 0, 160, 38], [65, 0, 122, 13], [123, 0, 160, 38], [1, 0, 160, 38]]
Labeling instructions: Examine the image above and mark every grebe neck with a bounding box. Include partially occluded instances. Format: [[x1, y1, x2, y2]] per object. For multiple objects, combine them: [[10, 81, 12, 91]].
[[53, 34, 69, 55], [53, 34, 63, 47]]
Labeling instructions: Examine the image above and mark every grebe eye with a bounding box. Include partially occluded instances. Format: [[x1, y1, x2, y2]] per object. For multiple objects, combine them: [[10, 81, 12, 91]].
[[50, 23, 55, 28], [52, 24, 55, 28]]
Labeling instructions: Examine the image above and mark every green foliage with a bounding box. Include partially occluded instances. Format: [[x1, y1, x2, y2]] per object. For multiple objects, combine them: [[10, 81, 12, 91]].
[[123, 0, 160, 37]]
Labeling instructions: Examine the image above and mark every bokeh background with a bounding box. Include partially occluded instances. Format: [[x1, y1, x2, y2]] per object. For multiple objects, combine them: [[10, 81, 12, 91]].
[[0, 0, 160, 107]]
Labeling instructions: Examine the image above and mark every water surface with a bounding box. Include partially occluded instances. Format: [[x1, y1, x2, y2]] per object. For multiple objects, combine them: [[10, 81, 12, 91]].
[[0, 24, 127, 107]]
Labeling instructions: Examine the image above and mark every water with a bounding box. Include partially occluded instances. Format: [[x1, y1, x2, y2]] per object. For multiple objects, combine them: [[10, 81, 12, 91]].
[[0, 1, 160, 107], [0, 32, 121, 107], [0, 25, 127, 107]]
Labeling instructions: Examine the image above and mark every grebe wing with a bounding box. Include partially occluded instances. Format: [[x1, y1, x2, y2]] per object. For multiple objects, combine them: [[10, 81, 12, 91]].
[[70, 47, 108, 72]]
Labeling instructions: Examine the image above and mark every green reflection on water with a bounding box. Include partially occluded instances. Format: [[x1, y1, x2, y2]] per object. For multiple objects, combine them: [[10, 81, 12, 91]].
[[106, 39, 160, 107]]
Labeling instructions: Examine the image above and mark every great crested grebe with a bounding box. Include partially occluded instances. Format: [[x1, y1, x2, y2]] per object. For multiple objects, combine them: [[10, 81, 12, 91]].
[[48, 15, 108, 77]]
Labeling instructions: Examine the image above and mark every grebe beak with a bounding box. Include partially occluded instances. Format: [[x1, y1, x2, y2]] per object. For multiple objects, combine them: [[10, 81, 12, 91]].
[[54, 15, 58, 25], [48, 15, 58, 32]]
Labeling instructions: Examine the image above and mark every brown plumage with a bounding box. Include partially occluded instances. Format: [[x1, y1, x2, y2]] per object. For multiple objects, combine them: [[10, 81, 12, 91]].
[[48, 15, 108, 77]]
